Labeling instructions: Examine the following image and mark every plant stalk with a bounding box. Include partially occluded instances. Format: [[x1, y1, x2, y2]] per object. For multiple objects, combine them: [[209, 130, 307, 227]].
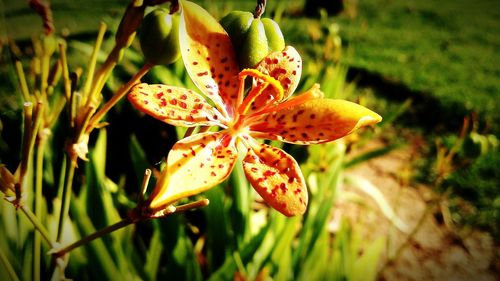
[[85, 63, 152, 134], [53, 217, 134, 257], [20, 205, 52, 245], [33, 135, 46, 281]]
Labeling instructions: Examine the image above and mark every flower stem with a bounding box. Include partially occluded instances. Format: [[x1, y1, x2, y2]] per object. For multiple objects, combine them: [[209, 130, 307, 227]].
[[254, 0, 266, 18], [56, 153, 76, 242], [53, 217, 134, 257], [82, 22, 107, 104], [33, 136, 46, 281], [86, 63, 152, 134], [14, 60, 31, 102], [20, 205, 52, 246]]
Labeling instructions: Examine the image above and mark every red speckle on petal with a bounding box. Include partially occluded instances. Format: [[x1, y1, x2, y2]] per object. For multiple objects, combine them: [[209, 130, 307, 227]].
[[263, 170, 276, 177], [279, 183, 287, 193], [180, 101, 187, 109], [197, 71, 209, 77], [211, 171, 217, 177]]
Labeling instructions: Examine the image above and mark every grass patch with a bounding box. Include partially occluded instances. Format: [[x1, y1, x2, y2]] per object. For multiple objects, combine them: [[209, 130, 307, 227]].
[[335, 0, 500, 132]]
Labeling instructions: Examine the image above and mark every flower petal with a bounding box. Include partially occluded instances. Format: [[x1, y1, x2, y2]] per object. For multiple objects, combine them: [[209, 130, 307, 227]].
[[179, 1, 240, 116], [242, 142, 308, 216], [245, 46, 302, 114], [148, 131, 237, 209], [250, 98, 382, 144], [258, 46, 302, 92], [128, 83, 223, 127]]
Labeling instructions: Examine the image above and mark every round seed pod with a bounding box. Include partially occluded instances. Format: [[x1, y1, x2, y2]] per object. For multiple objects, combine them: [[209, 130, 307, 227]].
[[139, 8, 181, 65], [220, 11, 285, 69]]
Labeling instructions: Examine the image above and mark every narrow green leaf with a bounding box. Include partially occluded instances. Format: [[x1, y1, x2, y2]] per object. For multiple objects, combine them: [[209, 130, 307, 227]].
[[143, 227, 163, 281]]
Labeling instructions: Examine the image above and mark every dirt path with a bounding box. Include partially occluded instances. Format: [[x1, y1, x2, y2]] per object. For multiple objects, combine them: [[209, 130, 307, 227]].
[[338, 139, 498, 280]]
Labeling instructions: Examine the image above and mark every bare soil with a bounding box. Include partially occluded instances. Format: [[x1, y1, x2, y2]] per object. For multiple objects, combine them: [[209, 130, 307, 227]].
[[337, 139, 498, 281]]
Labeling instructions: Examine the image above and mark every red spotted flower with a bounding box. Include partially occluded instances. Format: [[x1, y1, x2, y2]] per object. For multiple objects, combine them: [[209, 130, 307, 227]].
[[128, 1, 382, 216]]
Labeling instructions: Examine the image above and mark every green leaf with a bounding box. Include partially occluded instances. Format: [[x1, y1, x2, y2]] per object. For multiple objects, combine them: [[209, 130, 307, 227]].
[[143, 227, 163, 281], [203, 186, 233, 272], [70, 197, 125, 280], [351, 237, 385, 281]]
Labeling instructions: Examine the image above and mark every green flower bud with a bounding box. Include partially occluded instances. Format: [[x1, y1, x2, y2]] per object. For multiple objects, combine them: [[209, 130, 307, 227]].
[[220, 11, 285, 69], [139, 9, 181, 65]]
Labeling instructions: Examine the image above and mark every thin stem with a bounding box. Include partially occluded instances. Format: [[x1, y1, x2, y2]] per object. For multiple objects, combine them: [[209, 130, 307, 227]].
[[174, 199, 210, 213], [18, 102, 43, 202], [0, 247, 20, 281], [53, 217, 134, 257], [86, 63, 152, 134], [20, 205, 52, 246], [33, 136, 46, 281], [59, 43, 71, 101], [82, 22, 107, 104], [254, 0, 266, 18], [138, 169, 152, 203], [85, 45, 122, 107], [15, 60, 31, 102], [56, 153, 76, 242]]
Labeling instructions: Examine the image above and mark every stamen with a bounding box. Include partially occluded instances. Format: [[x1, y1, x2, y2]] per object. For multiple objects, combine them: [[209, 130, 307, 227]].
[[238, 82, 269, 115], [239, 69, 284, 100], [237, 68, 285, 115]]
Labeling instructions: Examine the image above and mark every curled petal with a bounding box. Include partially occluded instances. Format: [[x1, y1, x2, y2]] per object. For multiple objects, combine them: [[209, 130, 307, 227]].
[[148, 132, 237, 209], [246, 46, 302, 113], [128, 83, 223, 127], [250, 98, 382, 144], [242, 142, 308, 216], [179, 0, 240, 116], [255, 46, 302, 98]]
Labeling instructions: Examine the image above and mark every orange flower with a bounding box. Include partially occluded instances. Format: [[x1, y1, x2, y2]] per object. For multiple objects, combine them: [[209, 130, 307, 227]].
[[128, 1, 381, 216]]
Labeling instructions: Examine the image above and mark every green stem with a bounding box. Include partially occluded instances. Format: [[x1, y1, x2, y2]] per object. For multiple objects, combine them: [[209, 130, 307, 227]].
[[53, 217, 134, 257], [15, 60, 31, 102], [56, 153, 76, 242], [20, 205, 52, 246], [85, 63, 152, 134], [0, 247, 19, 281], [82, 22, 107, 103], [18, 102, 43, 203], [33, 137, 46, 281]]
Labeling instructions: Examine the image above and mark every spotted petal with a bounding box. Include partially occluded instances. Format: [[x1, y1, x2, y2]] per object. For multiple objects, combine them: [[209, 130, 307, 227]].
[[256, 46, 302, 97], [128, 83, 223, 127], [179, 0, 240, 116], [148, 131, 237, 209], [242, 142, 308, 216], [247, 46, 302, 114], [250, 98, 382, 144]]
